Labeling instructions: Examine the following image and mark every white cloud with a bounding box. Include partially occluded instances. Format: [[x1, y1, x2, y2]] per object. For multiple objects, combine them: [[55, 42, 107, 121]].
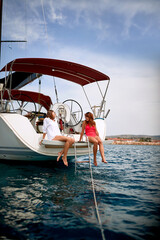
[[45, 0, 160, 38], [3, 0, 160, 44]]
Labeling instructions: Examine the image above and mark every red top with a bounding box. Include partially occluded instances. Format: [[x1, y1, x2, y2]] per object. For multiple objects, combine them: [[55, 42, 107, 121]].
[[85, 124, 97, 137]]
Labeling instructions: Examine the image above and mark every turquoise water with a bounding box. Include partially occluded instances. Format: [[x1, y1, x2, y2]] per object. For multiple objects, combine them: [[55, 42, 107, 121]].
[[0, 145, 160, 240]]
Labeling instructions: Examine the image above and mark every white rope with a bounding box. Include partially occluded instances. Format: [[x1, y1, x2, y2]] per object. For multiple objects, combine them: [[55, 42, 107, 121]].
[[74, 142, 77, 173], [74, 138, 106, 240], [87, 138, 106, 240]]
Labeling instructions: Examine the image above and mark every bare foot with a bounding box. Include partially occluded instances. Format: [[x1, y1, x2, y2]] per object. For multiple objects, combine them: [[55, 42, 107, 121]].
[[102, 159, 107, 164], [94, 158, 97, 166], [57, 152, 61, 162], [62, 156, 68, 167]]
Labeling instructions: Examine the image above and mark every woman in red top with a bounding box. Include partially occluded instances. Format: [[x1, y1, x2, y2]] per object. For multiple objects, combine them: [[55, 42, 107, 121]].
[[79, 112, 107, 166]]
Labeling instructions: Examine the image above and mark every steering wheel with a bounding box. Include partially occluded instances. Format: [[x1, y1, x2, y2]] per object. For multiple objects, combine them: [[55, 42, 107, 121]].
[[11, 93, 37, 121], [63, 99, 83, 127]]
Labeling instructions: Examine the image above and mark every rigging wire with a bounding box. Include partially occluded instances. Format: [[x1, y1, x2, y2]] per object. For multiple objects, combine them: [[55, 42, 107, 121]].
[[41, 0, 50, 54], [41, 0, 59, 103], [53, 77, 59, 103], [24, 0, 27, 56]]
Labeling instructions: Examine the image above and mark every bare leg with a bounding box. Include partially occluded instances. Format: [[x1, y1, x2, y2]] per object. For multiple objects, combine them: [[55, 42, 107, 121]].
[[58, 138, 74, 162], [88, 136, 98, 166], [94, 136, 107, 163], [53, 136, 75, 166], [57, 150, 64, 161], [99, 142, 107, 163], [93, 142, 98, 166], [57, 137, 75, 161], [62, 140, 70, 166]]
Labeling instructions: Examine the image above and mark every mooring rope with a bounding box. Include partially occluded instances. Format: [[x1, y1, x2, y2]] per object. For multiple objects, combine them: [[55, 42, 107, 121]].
[[74, 139, 106, 240], [74, 141, 77, 173], [87, 138, 106, 240]]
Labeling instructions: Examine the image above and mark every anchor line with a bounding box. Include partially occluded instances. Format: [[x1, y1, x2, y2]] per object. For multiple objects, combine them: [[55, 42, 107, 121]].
[[74, 141, 77, 173], [74, 138, 106, 240], [87, 138, 106, 240]]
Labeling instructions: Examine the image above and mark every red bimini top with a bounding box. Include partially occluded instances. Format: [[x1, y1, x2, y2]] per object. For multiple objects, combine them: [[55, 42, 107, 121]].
[[0, 58, 110, 89]]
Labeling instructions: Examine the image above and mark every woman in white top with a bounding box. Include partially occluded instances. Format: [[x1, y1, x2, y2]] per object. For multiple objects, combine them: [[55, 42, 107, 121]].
[[40, 110, 75, 166]]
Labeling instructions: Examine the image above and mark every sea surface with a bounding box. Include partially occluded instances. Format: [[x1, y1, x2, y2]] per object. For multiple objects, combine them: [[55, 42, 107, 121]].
[[0, 145, 160, 240]]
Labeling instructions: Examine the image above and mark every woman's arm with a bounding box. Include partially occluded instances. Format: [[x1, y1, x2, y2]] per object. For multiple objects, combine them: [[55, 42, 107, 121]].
[[40, 118, 47, 144], [39, 133, 46, 145], [39, 133, 47, 144], [79, 121, 86, 141], [42, 133, 46, 140]]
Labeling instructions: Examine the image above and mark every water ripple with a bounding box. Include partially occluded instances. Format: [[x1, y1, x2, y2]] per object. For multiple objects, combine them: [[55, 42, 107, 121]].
[[0, 145, 160, 240]]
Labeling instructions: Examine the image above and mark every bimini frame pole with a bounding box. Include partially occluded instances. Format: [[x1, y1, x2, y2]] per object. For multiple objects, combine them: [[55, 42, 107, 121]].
[[82, 86, 92, 111], [1, 60, 15, 111], [97, 79, 110, 118], [82, 79, 110, 118], [96, 81, 103, 98]]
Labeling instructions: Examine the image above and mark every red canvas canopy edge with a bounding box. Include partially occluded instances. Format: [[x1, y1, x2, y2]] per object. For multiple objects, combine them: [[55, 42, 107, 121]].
[[0, 58, 110, 88], [1, 89, 52, 110]]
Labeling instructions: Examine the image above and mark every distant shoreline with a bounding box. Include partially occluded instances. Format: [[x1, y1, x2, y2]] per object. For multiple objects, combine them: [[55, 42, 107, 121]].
[[106, 137, 160, 146], [112, 141, 160, 146]]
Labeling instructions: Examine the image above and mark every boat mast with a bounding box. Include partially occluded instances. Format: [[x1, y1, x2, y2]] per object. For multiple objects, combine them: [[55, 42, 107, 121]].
[[0, 0, 2, 59]]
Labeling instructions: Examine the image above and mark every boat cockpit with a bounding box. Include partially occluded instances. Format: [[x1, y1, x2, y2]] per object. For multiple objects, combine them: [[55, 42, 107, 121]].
[[0, 86, 84, 135]]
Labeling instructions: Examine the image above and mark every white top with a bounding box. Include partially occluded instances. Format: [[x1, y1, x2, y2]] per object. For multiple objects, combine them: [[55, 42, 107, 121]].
[[43, 117, 61, 140]]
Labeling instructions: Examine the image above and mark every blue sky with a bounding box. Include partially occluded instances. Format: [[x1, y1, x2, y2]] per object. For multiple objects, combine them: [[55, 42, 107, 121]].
[[1, 0, 160, 135]]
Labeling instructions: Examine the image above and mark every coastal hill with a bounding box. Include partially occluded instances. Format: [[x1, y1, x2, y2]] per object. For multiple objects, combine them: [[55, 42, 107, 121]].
[[106, 135, 160, 140], [106, 135, 160, 145]]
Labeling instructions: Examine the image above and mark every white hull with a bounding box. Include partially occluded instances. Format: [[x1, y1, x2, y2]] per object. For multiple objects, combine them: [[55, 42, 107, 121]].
[[0, 113, 92, 162]]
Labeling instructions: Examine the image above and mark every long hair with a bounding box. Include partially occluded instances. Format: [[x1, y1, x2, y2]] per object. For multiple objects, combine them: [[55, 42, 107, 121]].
[[47, 110, 55, 120], [85, 112, 95, 126]]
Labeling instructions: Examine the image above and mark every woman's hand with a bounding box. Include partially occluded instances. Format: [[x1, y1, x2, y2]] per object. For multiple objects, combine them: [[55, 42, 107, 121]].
[[40, 133, 46, 145]]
